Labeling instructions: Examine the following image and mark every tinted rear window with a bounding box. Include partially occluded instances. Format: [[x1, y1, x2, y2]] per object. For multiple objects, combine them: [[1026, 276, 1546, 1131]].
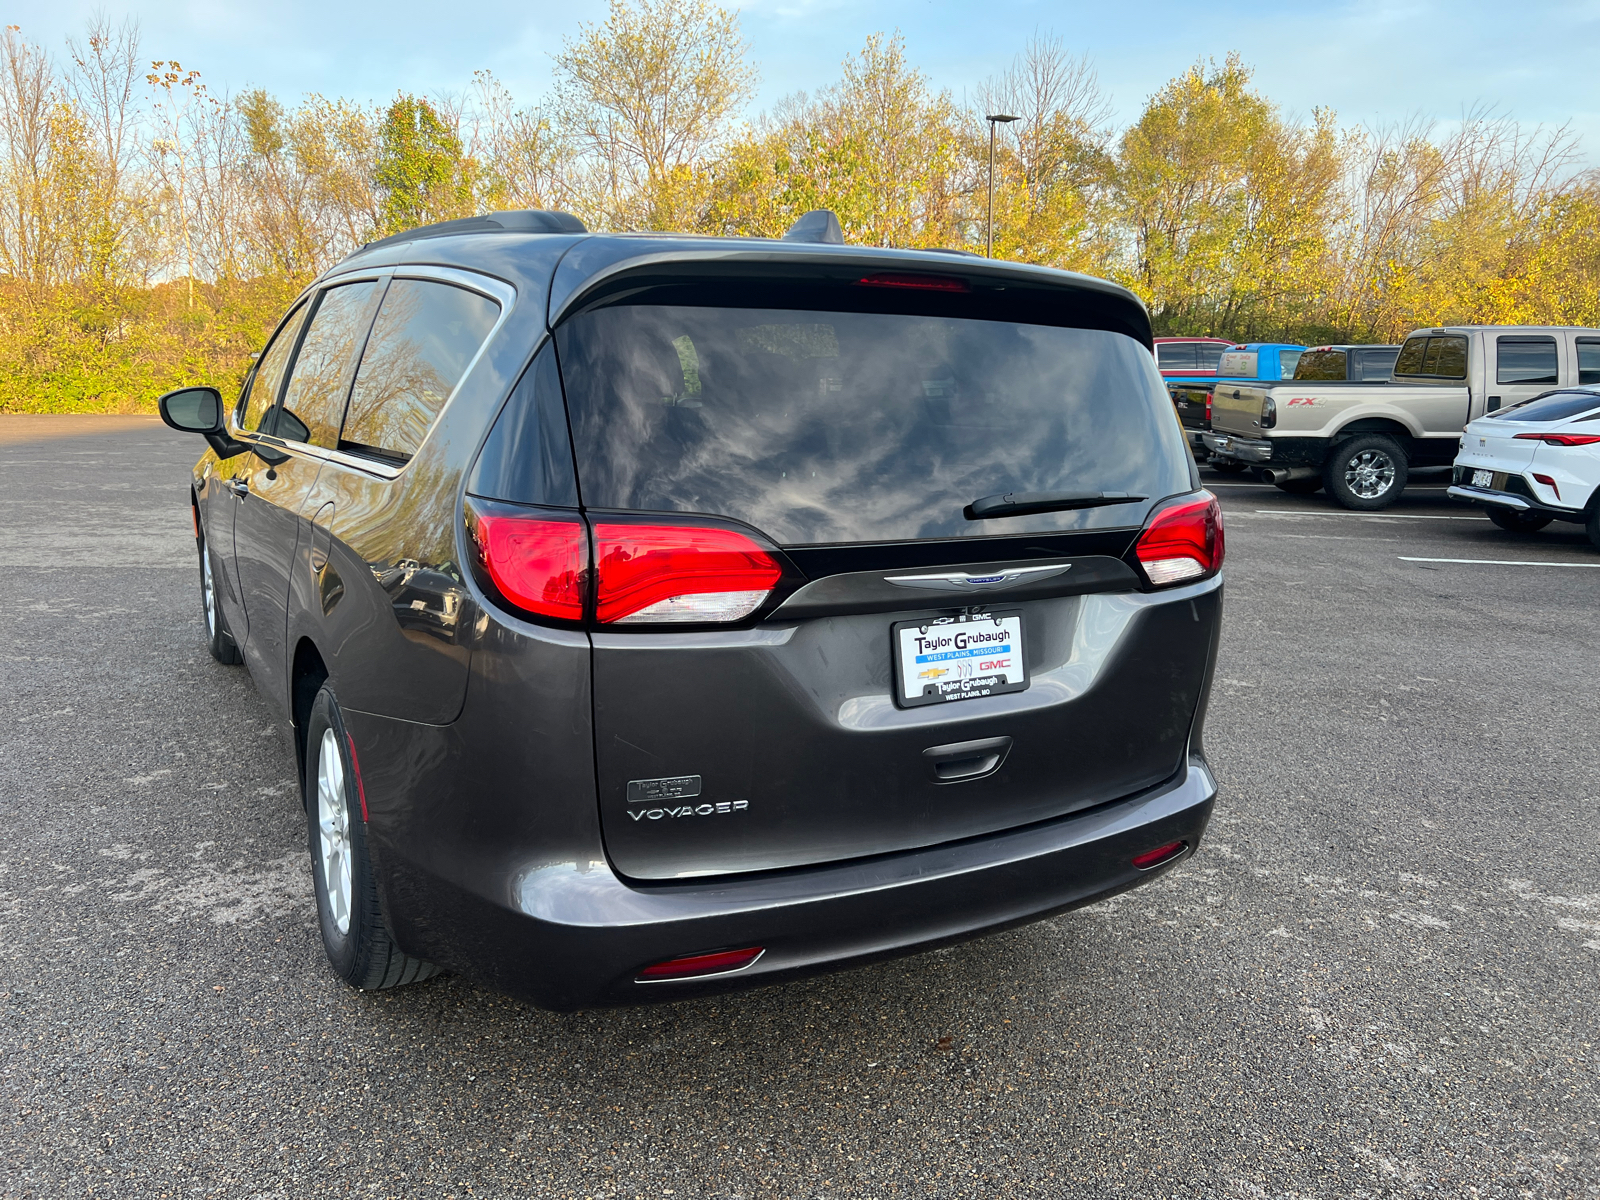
[[1579, 338, 1600, 385], [1195, 343, 1227, 370], [1497, 336, 1558, 385], [1395, 335, 1467, 378], [1490, 389, 1600, 423], [556, 306, 1189, 545], [1156, 343, 1194, 370], [342, 279, 500, 462], [1353, 347, 1399, 380], [1294, 349, 1347, 381]]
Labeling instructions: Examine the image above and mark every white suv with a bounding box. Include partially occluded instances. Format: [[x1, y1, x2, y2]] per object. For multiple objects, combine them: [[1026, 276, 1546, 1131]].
[[1450, 385, 1600, 549]]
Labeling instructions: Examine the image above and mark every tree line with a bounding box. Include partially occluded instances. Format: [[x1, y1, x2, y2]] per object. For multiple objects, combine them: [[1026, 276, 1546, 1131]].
[[3, 2, 1598, 412]]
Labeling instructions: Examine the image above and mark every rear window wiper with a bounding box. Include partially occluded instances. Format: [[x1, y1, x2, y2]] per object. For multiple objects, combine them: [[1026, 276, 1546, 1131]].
[[964, 490, 1147, 520]]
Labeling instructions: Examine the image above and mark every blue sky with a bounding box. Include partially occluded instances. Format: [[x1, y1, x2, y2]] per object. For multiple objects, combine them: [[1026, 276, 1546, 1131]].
[[16, 0, 1600, 159]]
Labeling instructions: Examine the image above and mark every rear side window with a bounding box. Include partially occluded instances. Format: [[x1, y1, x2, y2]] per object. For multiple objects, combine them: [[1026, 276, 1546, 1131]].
[[1577, 338, 1600, 385], [556, 305, 1191, 545], [342, 279, 500, 462], [1294, 350, 1346, 380], [467, 342, 579, 507], [239, 303, 308, 433], [1353, 347, 1399, 381], [1497, 336, 1558, 385], [277, 281, 379, 448], [1490, 389, 1600, 423], [1395, 335, 1467, 378], [1156, 343, 1194, 369], [1277, 349, 1302, 376], [1218, 350, 1257, 376]]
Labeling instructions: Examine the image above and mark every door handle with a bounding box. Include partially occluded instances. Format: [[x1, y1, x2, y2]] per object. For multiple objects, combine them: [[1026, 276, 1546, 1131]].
[[922, 736, 1012, 784], [224, 478, 248, 497]]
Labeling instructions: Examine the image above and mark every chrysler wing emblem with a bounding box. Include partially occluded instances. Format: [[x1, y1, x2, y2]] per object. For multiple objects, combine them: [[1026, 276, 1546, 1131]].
[[882, 563, 1072, 592]]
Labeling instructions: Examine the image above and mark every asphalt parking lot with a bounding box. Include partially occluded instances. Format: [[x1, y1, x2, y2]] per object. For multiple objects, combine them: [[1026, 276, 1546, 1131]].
[[3, 416, 1598, 1199]]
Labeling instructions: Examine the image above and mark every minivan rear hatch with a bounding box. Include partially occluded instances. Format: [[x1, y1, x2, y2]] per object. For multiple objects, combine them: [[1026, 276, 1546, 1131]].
[[551, 263, 1213, 880]]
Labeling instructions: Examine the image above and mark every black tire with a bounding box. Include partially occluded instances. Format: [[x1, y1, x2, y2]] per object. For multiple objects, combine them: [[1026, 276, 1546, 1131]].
[[1322, 434, 1409, 510], [198, 529, 243, 664], [1274, 476, 1324, 494], [1210, 460, 1248, 474], [304, 688, 438, 991], [1487, 507, 1552, 534]]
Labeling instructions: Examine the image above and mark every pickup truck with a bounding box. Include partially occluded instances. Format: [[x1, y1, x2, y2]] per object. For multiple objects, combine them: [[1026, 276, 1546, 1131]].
[[1203, 325, 1600, 508], [1170, 342, 1306, 466]]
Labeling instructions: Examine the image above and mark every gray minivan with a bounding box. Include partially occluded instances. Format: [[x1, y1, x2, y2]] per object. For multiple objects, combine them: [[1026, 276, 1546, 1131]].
[[157, 210, 1224, 1009]]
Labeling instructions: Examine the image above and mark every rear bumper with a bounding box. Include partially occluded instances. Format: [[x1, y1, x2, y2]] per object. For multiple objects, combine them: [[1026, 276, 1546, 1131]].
[[1447, 484, 1532, 510], [1446, 484, 1581, 520], [1201, 432, 1274, 463], [381, 755, 1217, 1011]]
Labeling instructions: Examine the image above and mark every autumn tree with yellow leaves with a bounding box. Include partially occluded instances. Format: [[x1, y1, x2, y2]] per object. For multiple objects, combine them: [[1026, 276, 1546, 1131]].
[[2, 3, 1599, 412]]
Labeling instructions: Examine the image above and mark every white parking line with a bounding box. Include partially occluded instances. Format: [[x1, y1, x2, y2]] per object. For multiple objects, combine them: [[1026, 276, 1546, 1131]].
[[1252, 509, 1487, 521], [1400, 556, 1600, 568]]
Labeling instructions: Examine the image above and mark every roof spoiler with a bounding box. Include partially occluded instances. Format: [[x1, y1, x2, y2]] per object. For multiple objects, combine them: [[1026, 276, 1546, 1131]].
[[352, 209, 588, 256], [782, 210, 844, 245]]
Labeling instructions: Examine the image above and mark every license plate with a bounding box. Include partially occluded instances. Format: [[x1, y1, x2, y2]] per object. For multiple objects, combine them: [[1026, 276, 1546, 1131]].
[[1472, 469, 1493, 488], [892, 611, 1027, 709]]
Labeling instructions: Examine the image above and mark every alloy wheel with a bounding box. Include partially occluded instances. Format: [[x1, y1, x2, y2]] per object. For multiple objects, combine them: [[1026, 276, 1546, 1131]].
[[1343, 449, 1396, 500], [202, 548, 217, 637], [316, 729, 353, 935]]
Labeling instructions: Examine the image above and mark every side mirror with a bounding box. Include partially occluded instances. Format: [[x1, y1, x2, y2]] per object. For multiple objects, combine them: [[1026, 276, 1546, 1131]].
[[158, 386, 224, 434], [157, 385, 248, 459]]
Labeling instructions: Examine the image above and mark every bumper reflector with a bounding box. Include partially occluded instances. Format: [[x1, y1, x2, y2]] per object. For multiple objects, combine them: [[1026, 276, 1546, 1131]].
[[636, 946, 765, 982], [1131, 840, 1188, 871]]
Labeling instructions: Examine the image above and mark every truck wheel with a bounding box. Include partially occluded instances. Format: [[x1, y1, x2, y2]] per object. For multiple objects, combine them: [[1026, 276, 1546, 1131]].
[[305, 687, 439, 991], [1323, 435, 1408, 510], [1487, 508, 1552, 534]]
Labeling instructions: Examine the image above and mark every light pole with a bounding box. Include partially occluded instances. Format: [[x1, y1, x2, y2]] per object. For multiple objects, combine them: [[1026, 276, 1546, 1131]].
[[985, 114, 1018, 258]]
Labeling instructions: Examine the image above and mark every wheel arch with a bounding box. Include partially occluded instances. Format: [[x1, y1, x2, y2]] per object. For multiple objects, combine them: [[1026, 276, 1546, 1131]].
[[1331, 417, 1415, 447], [291, 637, 331, 802]]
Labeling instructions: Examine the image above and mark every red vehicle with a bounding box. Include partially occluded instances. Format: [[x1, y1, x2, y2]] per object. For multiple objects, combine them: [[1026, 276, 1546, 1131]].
[[1154, 337, 1233, 380]]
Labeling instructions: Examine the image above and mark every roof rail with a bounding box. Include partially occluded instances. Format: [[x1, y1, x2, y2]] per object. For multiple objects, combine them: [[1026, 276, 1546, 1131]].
[[782, 210, 844, 245], [356, 209, 587, 255]]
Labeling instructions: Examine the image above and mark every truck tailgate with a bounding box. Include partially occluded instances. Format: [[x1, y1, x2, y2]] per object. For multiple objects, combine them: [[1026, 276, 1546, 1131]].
[[1210, 384, 1264, 436]]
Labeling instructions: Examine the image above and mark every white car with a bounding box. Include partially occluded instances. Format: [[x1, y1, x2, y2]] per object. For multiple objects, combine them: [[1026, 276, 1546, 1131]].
[[1449, 385, 1600, 549]]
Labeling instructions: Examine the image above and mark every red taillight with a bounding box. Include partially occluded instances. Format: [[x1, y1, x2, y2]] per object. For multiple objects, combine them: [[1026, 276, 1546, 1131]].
[[1532, 473, 1561, 500], [593, 523, 781, 624], [1132, 841, 1187, 870], [1514, 432, 1600, 446], [471, 508, 588, 621], [637, 946, 765, 982], [1134, 493, 1224, 587], [857, 273, 970, 293]]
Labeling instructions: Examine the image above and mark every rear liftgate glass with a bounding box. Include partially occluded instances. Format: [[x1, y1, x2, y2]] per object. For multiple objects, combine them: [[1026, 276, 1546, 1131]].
[[473, 286, 1220, 880]]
